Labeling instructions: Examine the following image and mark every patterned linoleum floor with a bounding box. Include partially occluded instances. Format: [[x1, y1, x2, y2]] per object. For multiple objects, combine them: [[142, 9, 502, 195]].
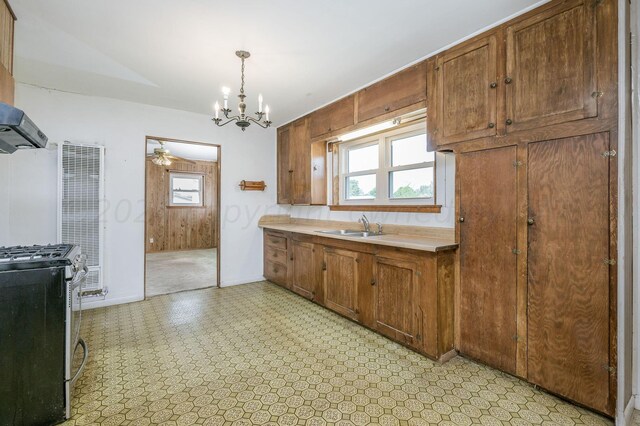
[[64, 281, 612, 426]]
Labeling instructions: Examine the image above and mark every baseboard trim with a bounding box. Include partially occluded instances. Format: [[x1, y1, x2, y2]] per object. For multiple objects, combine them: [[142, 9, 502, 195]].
[[82, 294, 144, 310], [220, 276, 266, 287]]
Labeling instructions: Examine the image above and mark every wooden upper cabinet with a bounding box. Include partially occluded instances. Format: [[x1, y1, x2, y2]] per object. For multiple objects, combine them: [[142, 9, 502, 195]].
[[290, 118, 311, 205], [277, 118, 326, 206], [276, 126, 292, 204], [0, 0, 14, 106], [373, 256, 422, 350], [505, 0, 597, 133], [309, 95, 355, 139], [430, 35, 499, 147], [357, 62, 426, 123]]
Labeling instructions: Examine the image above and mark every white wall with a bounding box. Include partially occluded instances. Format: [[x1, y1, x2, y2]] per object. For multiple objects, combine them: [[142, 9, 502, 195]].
[[0, 83, 286, 308], [289, 151, 456, 228]]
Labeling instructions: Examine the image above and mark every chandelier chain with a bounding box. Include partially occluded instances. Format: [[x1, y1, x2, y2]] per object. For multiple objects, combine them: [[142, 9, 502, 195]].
[[240, 57, 245, 95]]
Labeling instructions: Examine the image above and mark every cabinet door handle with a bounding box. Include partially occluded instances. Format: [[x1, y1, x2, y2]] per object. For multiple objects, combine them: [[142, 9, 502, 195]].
[[458, 217, 465, 223], [527, 218, 535, 225], [506, 119, 513, 126], [488, 122, 495, 129], [371, 278, 376, 286], [384, 106, 390, 112], [505, 77, 513, 84], [490, 82, 497, 89]]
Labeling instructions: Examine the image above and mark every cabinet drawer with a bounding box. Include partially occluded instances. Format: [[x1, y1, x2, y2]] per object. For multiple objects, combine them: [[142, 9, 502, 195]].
[[264, 260, 288, 286], [265, 233, 287, 250], [265, 246, 288, 266]]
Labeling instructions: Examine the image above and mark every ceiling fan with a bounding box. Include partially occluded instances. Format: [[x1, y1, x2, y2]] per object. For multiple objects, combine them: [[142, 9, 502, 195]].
[[147, 140, 196, 166]]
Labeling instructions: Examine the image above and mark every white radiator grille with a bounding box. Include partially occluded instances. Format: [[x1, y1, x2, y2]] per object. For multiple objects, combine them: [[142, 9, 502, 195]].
[[58, 142, 105, 291]]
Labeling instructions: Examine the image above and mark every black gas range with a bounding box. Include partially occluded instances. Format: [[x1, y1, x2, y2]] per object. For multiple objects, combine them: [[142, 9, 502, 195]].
[[0, 244, 88, 425]]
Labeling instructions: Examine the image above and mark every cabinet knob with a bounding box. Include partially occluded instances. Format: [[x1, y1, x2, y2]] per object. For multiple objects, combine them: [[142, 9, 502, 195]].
[[505, 77, 513, 84], [506, 119, 513, 126], [371, 278, 376, 286], [288, 169, 293, 173], [458, 217, 465, 223], [527, 218, 535, 225], [384, 106, 390, 112], [488, 122, 495, 129], [490, 82, 498, 89]]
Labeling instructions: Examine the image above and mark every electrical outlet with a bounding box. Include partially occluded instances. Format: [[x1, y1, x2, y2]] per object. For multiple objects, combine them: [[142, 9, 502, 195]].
[[149, 238, 154, 244]]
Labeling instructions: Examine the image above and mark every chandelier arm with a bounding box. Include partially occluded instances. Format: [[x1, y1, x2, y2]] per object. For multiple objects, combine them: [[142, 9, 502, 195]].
[[246, 116, 272, 128], [212, 117, 240, 127]]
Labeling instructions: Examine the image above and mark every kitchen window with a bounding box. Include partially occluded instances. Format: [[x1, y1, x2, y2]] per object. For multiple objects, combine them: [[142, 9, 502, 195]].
[[169, 172, 204, 206], [339, 123, 435, 205]]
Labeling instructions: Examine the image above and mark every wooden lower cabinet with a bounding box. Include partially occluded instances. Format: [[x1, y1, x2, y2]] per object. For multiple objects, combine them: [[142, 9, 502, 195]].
[[527, 133, 614, 414], [322, 247, 360, 321], [458, 146, 518, 374], [262, 229, 455, 361], [263, 231, 289, 288], [373, 256, 423, 351], [291, 240, 317, 300]]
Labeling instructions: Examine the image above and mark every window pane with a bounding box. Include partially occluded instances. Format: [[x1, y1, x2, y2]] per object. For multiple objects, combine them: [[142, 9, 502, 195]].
[[172, 191, 201, 205], [348, 144, 378, 173], [345, 174, 376, 200], [391, 133, 434, 167], [390, 167, 434, 199], [172, 177, 200, 191]]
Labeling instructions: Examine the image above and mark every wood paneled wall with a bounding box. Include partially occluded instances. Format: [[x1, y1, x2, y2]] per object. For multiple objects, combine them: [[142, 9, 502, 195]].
[[145, 158, 218, 253]]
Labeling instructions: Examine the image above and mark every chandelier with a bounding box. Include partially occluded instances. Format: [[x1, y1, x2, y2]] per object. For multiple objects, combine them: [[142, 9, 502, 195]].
[[212, 50, 271, 131]]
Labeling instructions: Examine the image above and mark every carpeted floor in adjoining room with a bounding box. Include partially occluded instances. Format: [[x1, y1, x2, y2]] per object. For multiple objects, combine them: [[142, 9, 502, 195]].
[[145, 248, 217, 297], [64, 281, 612, 425]]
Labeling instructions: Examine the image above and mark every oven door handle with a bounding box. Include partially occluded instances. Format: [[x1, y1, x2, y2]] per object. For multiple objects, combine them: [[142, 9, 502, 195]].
[[69, 338, 88, 384]]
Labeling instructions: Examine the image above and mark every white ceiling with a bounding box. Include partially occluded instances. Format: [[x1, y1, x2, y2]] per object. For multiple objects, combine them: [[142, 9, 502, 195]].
[[147, 139, 218, 161], [13, 0, 544, 125]]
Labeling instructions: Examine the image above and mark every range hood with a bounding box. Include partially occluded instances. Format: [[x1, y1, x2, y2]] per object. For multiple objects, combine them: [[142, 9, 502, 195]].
[[0, 103, 48, 154]]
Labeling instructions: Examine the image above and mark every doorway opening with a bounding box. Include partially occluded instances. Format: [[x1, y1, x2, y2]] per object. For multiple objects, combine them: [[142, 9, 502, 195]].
[[144, 136, 221, 298]]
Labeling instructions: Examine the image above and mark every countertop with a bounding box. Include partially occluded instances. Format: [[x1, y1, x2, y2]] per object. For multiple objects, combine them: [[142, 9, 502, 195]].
[[259, 221, 458, 253]]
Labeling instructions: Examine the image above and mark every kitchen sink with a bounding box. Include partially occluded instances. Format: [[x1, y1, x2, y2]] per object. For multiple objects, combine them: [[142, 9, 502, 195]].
[[316, 229, 383, 238]]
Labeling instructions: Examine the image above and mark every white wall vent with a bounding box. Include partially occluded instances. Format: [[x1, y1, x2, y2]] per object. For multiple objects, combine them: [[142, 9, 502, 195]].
[[58, 142, 105, 295]]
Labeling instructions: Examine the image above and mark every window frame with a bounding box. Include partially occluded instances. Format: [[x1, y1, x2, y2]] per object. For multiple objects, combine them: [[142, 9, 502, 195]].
[[168, 171, 205, 207], [338, 122, 435, 206]]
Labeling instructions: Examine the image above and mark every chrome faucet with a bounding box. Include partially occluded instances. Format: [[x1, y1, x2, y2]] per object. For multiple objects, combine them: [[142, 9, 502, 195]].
[[359, 214, 370, 233]]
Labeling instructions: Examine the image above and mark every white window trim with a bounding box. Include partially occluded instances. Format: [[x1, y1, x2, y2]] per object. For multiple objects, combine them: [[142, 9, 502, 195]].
[[338, 123, 435, 206], [169, 172, 205, 207]]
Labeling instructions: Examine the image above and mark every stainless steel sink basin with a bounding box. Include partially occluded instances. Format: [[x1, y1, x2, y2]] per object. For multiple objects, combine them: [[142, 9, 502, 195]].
[[316, 229, 383, 238], [316, 229, 362, 235]]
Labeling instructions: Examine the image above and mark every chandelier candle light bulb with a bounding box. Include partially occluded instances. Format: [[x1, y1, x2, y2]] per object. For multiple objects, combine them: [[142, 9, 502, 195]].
[[212, 51, 272, 131]]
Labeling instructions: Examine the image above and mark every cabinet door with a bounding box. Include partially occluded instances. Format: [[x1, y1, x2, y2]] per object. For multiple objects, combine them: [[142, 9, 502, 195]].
[[373, 257, 422, 350], [527, 133, 612, 415], [505, 0, 597, 133], [309, 95, 355, 139], [290, 118, 311, 205], [433, 35, 498, 146], [291, 241, 316, 300], [357, 62, 426, 123], [323, 248, 358, 320], [458, 146, 518, 374], [277, 126, 292, 204]]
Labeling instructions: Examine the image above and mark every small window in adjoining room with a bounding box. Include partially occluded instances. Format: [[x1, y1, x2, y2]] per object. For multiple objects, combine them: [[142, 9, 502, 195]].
[[169, 172, 204, 206], [338, 122, 435, 205]]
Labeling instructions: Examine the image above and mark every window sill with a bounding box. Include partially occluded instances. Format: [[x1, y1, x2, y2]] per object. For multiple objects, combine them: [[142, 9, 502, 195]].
[[329, 204, 442, 213]]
